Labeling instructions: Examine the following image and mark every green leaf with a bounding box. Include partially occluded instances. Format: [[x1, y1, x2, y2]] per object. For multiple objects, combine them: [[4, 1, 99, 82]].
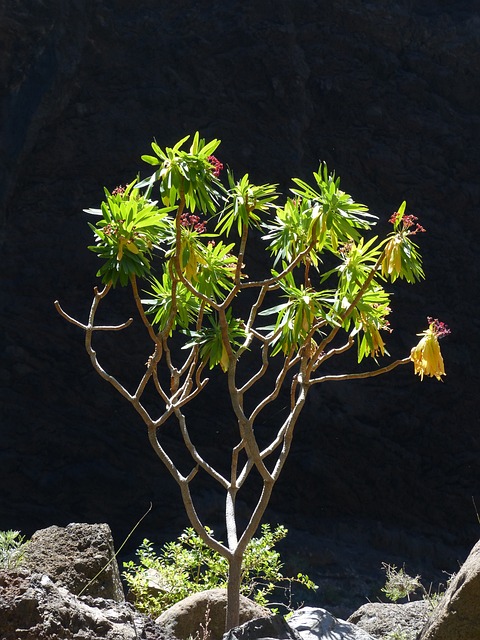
[[141, 154, 161, 166]]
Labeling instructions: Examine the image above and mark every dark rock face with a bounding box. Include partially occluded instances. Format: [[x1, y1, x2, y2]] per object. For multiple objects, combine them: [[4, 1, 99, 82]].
[[1, 0, 479, 593]]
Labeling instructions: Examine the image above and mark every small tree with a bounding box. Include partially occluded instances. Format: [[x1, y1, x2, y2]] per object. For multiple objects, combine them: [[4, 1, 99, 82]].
[[55, 133, 449, 631]]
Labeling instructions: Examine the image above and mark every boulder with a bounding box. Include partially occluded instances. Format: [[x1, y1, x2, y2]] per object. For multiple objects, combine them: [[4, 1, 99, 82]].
[[348, 600, 429, 639], [22, 522, 124, 601], [288, 607, 375, 640], [156, 588, 269, 640], [419, 538, 480, 639], [223, 614, 302, 640], [0, 569, 170, 640]]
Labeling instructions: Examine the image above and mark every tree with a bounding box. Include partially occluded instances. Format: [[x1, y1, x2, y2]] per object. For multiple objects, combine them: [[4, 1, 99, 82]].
[[55, 133, 449, 631]]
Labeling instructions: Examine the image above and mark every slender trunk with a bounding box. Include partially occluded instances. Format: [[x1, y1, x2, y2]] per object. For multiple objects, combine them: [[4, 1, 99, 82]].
[[225, 552, 243, 632]]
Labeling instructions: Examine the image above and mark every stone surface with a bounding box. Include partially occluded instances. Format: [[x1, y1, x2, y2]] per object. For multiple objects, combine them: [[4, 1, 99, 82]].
[[223, 614, 302, 640], [288, 607, 375, 640], [419, 538, 480, 639], [0, 569, 170, 640], [22, 522, 124, 602], [156, 588, 269, 640], [1, 0, 479, 607], [348, 600, 429, 639]]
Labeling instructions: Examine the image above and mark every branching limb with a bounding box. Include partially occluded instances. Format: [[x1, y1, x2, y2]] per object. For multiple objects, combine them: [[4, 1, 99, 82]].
[[54, 299, 133, 333], [270, 374, 309, 481], [226, 439, 246, 550], [135, 345, 161, 399], [175, 409, 229, 488], [310, 356, 411, 384], [236, 284, 270, 356], [130, 275, 161, 347], [236, 478, 275, 556], [307, 335, 355, 376], [221, 222, 248, 309], [152, 360, 172, 404], [238, 340, 270, 395], [258, 372, 308, 466], [227, 362, 273, 483], [247, 352, 298, 423], [240, 238, 318, 289], [147, 424, 230, 559]]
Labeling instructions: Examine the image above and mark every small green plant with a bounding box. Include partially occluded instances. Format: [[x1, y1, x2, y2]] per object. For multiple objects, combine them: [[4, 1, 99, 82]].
[[381, 562, 445, 611], [0, 530, 28, 569], [123, 524, 316, 618], [385, 630, 417, 640], [381, 563, 422, 602]]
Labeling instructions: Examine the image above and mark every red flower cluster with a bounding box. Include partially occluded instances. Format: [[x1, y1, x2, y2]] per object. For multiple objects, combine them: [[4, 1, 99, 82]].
[[427, 317, 451, 338], [208, 155, 224, 177], [389, 211, 426, 234], [180, 212, 206, 233]]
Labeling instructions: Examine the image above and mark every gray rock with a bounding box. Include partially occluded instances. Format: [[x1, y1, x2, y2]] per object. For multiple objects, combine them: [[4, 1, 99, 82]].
[[419, 538, 480, 639], [0, 568, 170, 640], [23, 522, 124, 602], [288, 606, 375, 640], [223, 614, 302, 640], [156, 588, 269, 640], [348, 601, 429, 639]]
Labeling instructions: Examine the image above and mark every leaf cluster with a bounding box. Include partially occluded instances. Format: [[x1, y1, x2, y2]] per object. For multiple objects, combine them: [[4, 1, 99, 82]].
[[86, 181, 174, 286], [85, 132, 428, 373], [139, 132, 223, 214]]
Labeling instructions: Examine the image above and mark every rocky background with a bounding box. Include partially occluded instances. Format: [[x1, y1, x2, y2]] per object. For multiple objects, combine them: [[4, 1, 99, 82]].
[[1, 0, 479, 612]]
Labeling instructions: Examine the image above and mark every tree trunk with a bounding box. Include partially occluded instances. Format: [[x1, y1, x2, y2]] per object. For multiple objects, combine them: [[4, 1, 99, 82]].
[[225, 552, 243, 632]]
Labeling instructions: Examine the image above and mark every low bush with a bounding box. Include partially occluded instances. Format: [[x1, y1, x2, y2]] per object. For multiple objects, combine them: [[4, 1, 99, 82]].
[[123, 524, 316, 618]]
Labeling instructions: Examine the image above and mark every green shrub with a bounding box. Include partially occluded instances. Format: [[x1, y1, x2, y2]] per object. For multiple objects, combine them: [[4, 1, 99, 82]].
[[381, 562, 446, 611], [0, 530, 28, 569], [123, 524, 316, 618]]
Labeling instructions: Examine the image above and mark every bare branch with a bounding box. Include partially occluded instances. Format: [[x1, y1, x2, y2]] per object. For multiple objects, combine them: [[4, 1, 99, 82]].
[[185, 465, 199, 483], [134, 345, 161, 400], [238, 340, 270, 395], [227, 360, 273, 483], [236, 285, 269, 356], [307, 335, 355, 376], [236, 478, 275, 556], [270, 373, 309, 480], [221, 222, 247, 309], [247, 352, 298, 423], [147, 424, 230, 559], [258, 372, 308, 465], [54, 299, 133, 332], [310, 356, 412, 384], [152, 363, 171, 405], [173, 408, 229, 487], [240, 237, 318, 289], [130, 274, 161, 346]]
